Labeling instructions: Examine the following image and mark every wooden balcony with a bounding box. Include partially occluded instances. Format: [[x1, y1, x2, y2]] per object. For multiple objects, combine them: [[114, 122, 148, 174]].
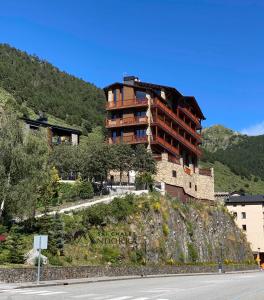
[[152, 116, 202, 157], [109, 135, 148, 145], [106, 116, 148, 128], [106, 98, 148, 110], [178, 106, 201, 126], [152, 98, 202, 142], [152, 135, 180, 156]]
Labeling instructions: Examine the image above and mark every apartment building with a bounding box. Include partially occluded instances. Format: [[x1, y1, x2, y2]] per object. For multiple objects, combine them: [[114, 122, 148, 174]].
[[104, 76, 214, 201]]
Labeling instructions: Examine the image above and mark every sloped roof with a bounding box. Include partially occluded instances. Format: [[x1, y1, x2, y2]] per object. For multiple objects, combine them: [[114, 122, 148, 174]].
[[103, 79, 205, 119], [22, 117, 82, 135], [226, 194, 264, 204]]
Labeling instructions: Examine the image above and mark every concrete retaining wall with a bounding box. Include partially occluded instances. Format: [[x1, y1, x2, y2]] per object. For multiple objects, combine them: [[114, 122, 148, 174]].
[[0, 264, 258, 283]]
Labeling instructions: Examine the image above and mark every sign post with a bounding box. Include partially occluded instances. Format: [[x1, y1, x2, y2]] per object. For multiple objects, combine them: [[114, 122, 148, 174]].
[[33, 235, 48, 284]]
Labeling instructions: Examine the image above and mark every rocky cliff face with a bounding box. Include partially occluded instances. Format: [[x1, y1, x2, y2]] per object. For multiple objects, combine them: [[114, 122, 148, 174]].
[[62, 194, 253, 266], [126, 195, 252, 264]]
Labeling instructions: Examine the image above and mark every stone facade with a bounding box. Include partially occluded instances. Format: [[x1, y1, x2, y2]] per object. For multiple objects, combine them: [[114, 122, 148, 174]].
[[155, 153, 215, 201], [109, 153, 215, 202], [0, 264, 258, 283]]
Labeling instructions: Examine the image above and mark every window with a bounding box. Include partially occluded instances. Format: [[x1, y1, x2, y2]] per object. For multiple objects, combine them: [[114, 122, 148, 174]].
[[172, 170, 177, 178], [233, 212, 237, 218], [241, 212, 246, 219], [121, 87, 124, 103], [136, 111, 146, 117], [112, 130, 117, 142], [136, 129, 146, 138], [113, 89, 118, 103], [136, 90, 147, 100], [189, 182, 192, 189], [242, 225, 247, 231], [195, 185, 197, 192]]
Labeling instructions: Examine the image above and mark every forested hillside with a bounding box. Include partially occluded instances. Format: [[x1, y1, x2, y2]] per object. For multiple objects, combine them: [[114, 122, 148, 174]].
[[202, 125, 264, 194], [0, 44, 105, 132]]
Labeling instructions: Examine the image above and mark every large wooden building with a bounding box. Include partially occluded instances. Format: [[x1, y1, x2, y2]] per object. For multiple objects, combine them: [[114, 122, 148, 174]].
[[104, 76, 204, 168], [104, 76, 214, 201]]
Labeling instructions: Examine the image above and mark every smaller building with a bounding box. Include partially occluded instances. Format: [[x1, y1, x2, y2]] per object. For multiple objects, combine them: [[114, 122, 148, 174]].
[[225, 194, 264, 265], [23, 117, 81, 146]]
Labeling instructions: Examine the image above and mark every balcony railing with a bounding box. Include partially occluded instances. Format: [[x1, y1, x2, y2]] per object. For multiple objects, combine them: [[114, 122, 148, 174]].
[[109, 135, 147, 144], [153, 116, 202, 157], [178, 106, 201, 125], [153, 99, 202, 142], [106, 116, 148, 128], [152, 135, 180, 156], [106, 98, 148, 109]]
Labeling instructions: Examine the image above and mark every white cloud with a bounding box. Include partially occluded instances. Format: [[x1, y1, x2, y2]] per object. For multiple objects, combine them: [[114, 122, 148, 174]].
[[241, 121, 264, 136]]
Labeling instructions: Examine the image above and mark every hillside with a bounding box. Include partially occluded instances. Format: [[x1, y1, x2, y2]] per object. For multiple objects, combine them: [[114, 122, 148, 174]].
[[0, 86, 82, 131], [0, 44, 105, 132], [0, 193, 253, 266], [202, 125, 246, 152], [202, 125, 264, 193]]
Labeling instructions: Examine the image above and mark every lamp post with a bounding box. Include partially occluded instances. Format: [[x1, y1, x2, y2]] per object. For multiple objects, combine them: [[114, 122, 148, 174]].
[[257, 247, 261, 269]]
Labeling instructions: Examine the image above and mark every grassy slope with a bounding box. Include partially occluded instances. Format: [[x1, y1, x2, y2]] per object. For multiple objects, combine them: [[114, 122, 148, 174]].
[[0, 44, 105, 128], [0, 86, 82, 130], [200, 160, 264, 194]]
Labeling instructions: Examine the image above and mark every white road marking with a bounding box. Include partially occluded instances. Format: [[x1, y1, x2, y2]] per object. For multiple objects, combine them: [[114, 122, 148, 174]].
[[19, 290, 52, 295], [93, 296, 114, 300], [106, 297, 133, 300], [72, 293, 99, 298], [2, 289, 35, 293], [37, 291, 67, 296]]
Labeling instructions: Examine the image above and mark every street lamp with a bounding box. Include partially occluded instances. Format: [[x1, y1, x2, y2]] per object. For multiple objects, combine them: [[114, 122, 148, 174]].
[[257, 247, 261, 269]]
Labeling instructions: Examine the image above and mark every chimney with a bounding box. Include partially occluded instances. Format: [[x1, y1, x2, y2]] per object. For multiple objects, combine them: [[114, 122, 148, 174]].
[[123, 76, 140, 85]]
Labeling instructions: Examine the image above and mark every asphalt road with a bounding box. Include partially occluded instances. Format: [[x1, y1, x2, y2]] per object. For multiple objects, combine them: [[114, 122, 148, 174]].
[[1, 272, 264, 300]]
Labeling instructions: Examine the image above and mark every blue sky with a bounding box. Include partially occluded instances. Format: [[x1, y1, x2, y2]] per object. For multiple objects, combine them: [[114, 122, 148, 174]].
[[1, 0, 264, 134]]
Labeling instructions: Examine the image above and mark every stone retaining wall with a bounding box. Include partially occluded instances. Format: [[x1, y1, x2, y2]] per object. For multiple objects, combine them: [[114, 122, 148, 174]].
[[0, 264, 258, 283]]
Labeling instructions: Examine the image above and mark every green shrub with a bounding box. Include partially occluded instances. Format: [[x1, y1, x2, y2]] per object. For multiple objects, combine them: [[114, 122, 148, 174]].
[[187, 243, 198, 262], [130, 250, 144, 264], [110, 194, 136, 221], [48, 255, 64, 266], [153, 202, 161, 212], [101, 247, 120, 263], [65, 256, 73, 264], [83, 203, 110, 226], [5, 227, 25, 264], [58, 181, 94, 201], [162, 224, 169, 236], [58, 183, 74, 200], [79, 181, 94, 199], [186, 222, 194, 237], [0, 249, 9, 264], [135, 172, 154, 191], [178, 251, 185, 263]]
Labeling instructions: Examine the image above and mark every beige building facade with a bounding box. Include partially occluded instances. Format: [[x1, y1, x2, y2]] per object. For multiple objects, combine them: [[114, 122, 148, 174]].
[[225, 195, 264, 264]]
